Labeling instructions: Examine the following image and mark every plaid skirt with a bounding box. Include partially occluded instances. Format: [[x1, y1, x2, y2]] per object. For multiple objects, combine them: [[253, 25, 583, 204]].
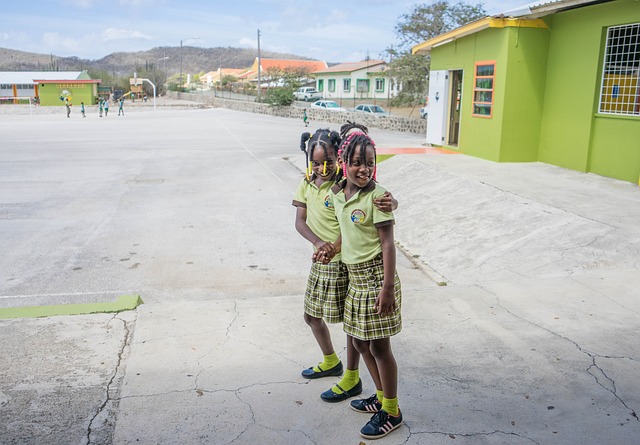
[[343, 255, 402, 341], [304, 261, 349, 324]]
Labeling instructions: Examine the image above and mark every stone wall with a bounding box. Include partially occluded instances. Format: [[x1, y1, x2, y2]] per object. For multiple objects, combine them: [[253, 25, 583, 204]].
[[167, 91, 427, 134]]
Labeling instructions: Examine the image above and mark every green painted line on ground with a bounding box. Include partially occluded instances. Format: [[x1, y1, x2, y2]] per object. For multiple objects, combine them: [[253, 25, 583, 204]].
[[0, 294, 144, 320], [377, 154, 395, 163]]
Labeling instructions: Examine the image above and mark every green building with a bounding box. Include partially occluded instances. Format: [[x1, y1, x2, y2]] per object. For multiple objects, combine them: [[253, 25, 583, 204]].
[[413, 0, 640, 184], [0, 70, 100, 106]]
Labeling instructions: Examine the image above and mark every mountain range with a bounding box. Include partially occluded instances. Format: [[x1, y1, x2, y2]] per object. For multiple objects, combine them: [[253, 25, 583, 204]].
[[0, 46, 316, 76]]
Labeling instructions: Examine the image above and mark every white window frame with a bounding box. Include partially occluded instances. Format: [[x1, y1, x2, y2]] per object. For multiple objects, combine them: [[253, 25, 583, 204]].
[[598, 22, 640, 116]]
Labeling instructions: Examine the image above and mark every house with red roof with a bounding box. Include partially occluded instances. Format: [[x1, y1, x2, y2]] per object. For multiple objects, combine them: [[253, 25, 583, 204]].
[[240, 58, 328, 86]]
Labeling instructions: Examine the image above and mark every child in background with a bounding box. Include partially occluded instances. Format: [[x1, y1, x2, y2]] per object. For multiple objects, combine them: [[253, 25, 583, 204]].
[[327, 121, 404, 439], [303, 109, 309, 127], [80, 102, 86, 118], [292, 128, 397, 404]]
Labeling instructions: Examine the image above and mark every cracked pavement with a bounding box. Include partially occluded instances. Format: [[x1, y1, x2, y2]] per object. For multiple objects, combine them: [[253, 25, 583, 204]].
[[1, 106, 639, 444]]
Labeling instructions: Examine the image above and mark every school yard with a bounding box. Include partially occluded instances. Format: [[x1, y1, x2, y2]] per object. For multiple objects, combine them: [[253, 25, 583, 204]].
[[0, 103, 638, 444]]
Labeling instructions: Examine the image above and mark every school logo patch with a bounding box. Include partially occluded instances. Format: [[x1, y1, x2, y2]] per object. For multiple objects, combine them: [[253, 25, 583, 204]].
[[351, 209, 366, 224], [324, 195, 333, 209]]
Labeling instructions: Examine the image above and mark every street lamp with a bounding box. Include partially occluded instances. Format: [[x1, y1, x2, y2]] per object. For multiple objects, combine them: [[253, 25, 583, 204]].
[[180, 37, 200, 88]]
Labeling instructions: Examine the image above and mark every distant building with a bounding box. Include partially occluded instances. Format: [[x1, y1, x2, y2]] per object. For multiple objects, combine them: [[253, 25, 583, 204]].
[[242, 58, 328, 87], [312, 60, 398, 104], [0, 70, 100, 106], [201, 68, 250, 87]]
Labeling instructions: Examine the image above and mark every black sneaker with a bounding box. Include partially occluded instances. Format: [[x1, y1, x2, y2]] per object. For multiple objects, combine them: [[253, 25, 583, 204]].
[[350, 394, 382, 413], [360, 409, 403, 440]]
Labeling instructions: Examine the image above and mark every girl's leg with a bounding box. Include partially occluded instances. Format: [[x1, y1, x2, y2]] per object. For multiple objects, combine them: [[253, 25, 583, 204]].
[[321, 334, 362, 400], [359, 337, 403, 439], [302, 313, 341, 377], [354, 337, 382, 392], [369, 337, 399, 414], [346, 334, 360, 370], [304, 312, 334, 355]]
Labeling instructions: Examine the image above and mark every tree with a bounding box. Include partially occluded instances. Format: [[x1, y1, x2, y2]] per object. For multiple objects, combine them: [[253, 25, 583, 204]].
[[261, 66, 310, 106], [387, 1, 486, 107], [396, 1, 487, 47]]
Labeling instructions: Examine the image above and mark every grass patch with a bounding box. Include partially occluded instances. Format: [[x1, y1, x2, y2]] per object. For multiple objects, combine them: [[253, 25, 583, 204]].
[[377, 154, 395, 163]]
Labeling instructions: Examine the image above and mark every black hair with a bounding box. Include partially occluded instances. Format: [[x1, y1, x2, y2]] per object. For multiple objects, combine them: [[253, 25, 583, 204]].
[[299, 128, 342, 180], [339, 121, 375, 167]]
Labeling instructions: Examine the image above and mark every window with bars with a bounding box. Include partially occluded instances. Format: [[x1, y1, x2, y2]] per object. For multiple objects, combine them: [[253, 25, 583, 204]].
[[343, 78, 351, 92], [599, 23, 640, 116], [375, 78, 384, 92], [472, 61, 495, 118]]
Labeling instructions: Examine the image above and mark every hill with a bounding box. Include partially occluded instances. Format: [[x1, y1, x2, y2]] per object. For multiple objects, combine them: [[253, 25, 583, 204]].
[[0, 46, 314, 76]]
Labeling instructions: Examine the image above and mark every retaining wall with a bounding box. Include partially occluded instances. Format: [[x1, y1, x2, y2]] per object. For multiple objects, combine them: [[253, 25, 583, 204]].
[[167, 91, 427, 134]]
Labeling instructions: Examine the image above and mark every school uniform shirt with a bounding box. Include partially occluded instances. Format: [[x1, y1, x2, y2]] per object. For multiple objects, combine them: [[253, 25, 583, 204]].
[[330, 180, 394, 265], [292, 177, 342, 262]]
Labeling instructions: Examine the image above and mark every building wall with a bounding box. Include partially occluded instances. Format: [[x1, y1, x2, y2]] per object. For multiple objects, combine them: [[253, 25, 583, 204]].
[[430, 28, 508, 161], [38, 83, 96, 106], [500, 26, 550, 162], [539, 0, 640, 183], [316, 68, 393, 104]]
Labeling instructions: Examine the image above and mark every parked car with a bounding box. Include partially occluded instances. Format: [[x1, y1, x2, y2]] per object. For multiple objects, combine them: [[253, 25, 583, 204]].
[[354, 104, 389, 116], [293, 87, 322, 101], [419, 106, 428, 119], [311, 100, 346, 112]]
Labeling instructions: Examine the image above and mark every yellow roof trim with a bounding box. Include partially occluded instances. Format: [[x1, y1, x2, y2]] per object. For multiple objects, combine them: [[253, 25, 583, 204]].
[[412, 17, 548, 55]]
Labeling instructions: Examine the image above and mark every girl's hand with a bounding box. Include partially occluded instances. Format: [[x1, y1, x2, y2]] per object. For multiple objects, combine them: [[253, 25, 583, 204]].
[[373, 192, 398, 212], [373, 286, 396, 316], [312, 242, 335, 264]]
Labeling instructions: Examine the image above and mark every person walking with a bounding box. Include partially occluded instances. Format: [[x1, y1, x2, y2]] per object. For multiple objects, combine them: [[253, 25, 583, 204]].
[[65, 98, 71, 118], [80, 102, 86, 118], [321, 121, 404, 440], [104, 98, 109, 116], [99, 99, 103, 117], [303, 109, 309, 127], [118, 98, 125, 116]]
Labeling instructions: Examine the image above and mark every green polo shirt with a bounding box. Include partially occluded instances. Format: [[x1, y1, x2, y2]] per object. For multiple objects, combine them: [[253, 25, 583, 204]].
[[292, 177, 342, 262], [330, 180, 394, 265]]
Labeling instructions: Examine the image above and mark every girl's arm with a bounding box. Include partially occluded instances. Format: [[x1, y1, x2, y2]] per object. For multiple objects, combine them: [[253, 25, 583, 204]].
[[373, 191, 399, 212], [374, 224, 396, 316], [295, 206, 335, 257]]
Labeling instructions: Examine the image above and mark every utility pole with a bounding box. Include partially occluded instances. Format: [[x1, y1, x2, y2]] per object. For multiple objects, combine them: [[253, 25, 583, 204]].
[[257, 29, 261, 102]]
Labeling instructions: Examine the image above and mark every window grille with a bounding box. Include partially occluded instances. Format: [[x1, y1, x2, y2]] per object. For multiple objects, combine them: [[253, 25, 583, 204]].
[[375, 78, 384, 92], [599, 23, 640, 116]]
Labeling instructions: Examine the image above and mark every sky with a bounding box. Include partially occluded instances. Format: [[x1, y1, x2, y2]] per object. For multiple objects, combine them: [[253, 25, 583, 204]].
[[1, 0, 527, 63]]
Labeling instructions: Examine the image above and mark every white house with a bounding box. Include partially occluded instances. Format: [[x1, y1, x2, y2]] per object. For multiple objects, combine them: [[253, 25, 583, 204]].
[[312, 60, 397, 105]]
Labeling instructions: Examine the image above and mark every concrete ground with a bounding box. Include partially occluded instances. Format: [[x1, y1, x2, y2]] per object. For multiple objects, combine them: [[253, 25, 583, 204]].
[[0, 101, 638, 445]]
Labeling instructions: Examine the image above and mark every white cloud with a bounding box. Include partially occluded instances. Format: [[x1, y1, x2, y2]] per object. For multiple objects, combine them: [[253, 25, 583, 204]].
[[42, 32, 81, 53], [63, 0, 94, 9], [118, 0, 156, 6], [238, 37, 256, 48], [102, 28, 152, 42]]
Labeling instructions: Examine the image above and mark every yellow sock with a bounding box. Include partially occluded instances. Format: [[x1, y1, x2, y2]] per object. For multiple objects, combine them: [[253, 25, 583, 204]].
[[332, 369, 359, 394], [382, 397, 399, 416], [313, 352, 340, 372], [376, 389, 384, 403]]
